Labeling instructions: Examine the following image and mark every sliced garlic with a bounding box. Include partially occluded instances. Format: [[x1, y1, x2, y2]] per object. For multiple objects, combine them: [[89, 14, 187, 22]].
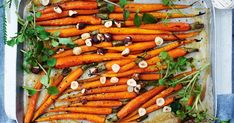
[[40, 0, 50, 6], [127, 79, 137, 87], [56, 48, 64, 54], [163, 106, 172, 113], [110, 77, 119, 83], [81, 89, 86, 94], [104, 20, 113, 28], [138, 60, 148, 68], [121, 48, 130, 56], [70, 81, 79, 90], [127, 86, 134, 92], [156, 98, 165, 106], [154, 37, 164, 46], [138, 108, 147, 116], [100, 76, 107, 84], [81, 33, 91, 40], [97, 34, 105, 41], [72, 47, 82, 55], [53, 6, 62, 13], [111, 64, 120, 73], [134, 84, 141, 93], [85, 39, 92, 46], [68, 10, 78, 16], [114, 21, 122, 28]]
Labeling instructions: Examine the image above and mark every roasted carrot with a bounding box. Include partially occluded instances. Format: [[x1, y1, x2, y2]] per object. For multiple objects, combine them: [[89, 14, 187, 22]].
[[59, 92, 137, 102], [55, 53, 135, 69], [139, 73, 162, 80], [36, 10, 99, 21], [39, 1, 98, 14], [70, 101, 123, 107], [32, 67, 84, 121], [24, 76, 43, 123], [47, 25, 104, 37], [187, 95, 195, 106], [65, 78, 129, 93], [47, 107, 112, 115], [79, 76, 100, 83], [74, 39, 85, 45], [127, 97, 175, 122], [53, 42, 112, 58], [108, 12, 204, 20], [37, 74, 64, 111], [117, 86, 165, 119], [37, 16, 101, 26], [35, 113, 105, 123], [113, 3, 190, 13], [104, 42, 156, 52], [112, 31, 201, 41], [99, 27, 172, 35]]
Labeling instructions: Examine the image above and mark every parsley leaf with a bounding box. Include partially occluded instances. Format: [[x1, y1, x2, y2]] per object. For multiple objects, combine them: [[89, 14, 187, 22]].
[[123, 9, 130, 20], [119, 0, 127, 8], [22, 86, 37, 96], [162, 0, 172, 6], [107, 3, 114, 13], [134, 12, 142, 27], [58, 38, 74, 45], [35, 12, 42, 18], [41, 75, 49, 87], [142, 13, 157, 24], [47, 58, 56, 67], [47, 86, 59, 95]]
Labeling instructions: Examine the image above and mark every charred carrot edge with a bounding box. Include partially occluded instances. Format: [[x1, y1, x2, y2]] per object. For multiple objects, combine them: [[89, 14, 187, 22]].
[[117, 86, 165, 119], [39, 1, 98, 14], [24, 74, 44, 123], [70, 100, 123, 107], [35, 113, 105, 123], [37, 16, 102, 26], [47, 107, 113, 115], [36, 9, 99, 21], [32, 68, 84, 121]]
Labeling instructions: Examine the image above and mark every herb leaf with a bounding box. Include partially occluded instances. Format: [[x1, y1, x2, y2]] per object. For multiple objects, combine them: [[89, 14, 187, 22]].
[[35, 12, 42, 18], [58, 38, 74, 45], [119, 0, 127, 8], [123, 9, 130, 20], [142, 13, 157, 24], [22, 86, 37, 96], [162, 0, 172, 6], [47, 58, 56, 67], [47, 86, 59, 95], [107, 3, 114, 13], [134, 12, 142, 27], [41, 75, 49, 87]]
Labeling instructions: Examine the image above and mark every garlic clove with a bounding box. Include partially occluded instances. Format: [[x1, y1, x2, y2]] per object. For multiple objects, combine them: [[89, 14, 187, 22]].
[[127, 79, 137, 87], [72, 47, 82, 55], [121, 48, 130, 56], [111, 64, 120, 73], [138, 108, 147, 116], [134, 84, 141, 93], [138, 60, 148, 68], [127, 86, 134, 92], [100, 76, 107, 84], [68, 10, 78, 16], [163, 106, 172, 113], [154, 37, 164, 46], [104, 20, 113, 28], [40, 0, 50, 6], [81, 33, 91, 40], [114, 20, 122, 28], [156, 97, 165, 106], [70, 81, 79, 90], [53, 6, 62, 13], [110, 77, 119, 83], [81, 89, 86, 94], [85, 39, 92, 46]]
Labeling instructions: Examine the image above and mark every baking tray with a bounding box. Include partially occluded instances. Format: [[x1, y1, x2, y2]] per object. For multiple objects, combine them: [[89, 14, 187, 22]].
[[3, 0, 217, 122]]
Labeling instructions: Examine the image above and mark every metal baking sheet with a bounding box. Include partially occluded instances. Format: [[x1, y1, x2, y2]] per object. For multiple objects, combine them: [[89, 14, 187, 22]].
[[3, 0, 219, 122]]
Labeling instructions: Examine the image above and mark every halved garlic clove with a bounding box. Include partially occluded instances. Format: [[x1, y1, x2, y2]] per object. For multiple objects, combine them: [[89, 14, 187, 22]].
[[121, 48, 130, 56], [111, 64, 120, 73], [104, 20, 113, 28], [85, 39, 92, 46], [127, 86, 134, 92], [81, 88, 86, 94], [110, 77, 119, 83], [68, 10, 78, 16], [114, 20, 122, 28], [40, 0, 50, 6], [127, 79, 137, 87], [138, 108, 147, 116], [134, 84, 141, 93], [100, 76, 107, 84], [138, 60, 148, 68], [73, 47, 82, 55], [163, 106, 172, 113], [154, 37, 164, 46], [70, 81, 79, 90], [156, 97, 165, 106], [81, 33, 91, 40], [53, 6, 62, 13]]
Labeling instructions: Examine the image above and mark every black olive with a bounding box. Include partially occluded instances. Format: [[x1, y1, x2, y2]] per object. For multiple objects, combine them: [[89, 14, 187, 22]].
[[104, 33, 112, 42], [31, 66, 41, 74], [76, 23, 87, 30]]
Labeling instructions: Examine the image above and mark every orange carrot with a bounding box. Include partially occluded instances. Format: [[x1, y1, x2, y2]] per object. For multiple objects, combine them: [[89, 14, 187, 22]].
[[47, 25, 104, 38], [24, 77, 43, 123], [105, 59, 135, 71], [187, 95, 195, 106], [84, 85, 128, 95], [65, 78, 129, 93], [139, 73, 162, 80], [79, 76, 100, 83], [117, 86, 165, 119], [113, 3, 190, 12], [70, 101, 123, 107], [104, 42, 156, 52], [55, 53, 135, 69], [47, 107, 112, 115], [39, 1, 98, 14], [32, 67, 84, 121], [36, 10, 99, 21], [35, 113, 105, 123], [99, 27, 172, 35], [112, 31, 201, 41], [59, 92, 137, 102], [74, 39, 85, 45]]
